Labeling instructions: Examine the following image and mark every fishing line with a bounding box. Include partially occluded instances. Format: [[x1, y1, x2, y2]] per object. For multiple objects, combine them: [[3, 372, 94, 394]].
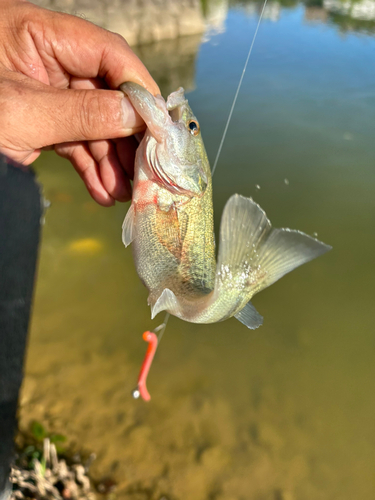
[[155, 312, 170, 345], [211, 0, 269, 177], [159, 0, 269, 331], [134, 2, 268, 399], [156, 0, 268, 353]]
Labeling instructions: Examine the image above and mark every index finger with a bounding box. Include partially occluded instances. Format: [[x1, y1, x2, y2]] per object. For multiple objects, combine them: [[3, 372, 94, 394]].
[[26, 3, 160, 94]]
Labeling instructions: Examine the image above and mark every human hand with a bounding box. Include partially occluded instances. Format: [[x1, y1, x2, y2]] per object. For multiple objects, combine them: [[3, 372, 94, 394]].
[[0, 0, 159, 205]]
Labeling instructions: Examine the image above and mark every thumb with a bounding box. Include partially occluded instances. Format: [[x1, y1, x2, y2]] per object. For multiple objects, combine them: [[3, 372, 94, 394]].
[[2, 77, 145, 151]]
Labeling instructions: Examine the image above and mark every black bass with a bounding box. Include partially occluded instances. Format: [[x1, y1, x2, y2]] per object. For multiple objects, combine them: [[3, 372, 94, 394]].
[[120, 82, 330, 329]]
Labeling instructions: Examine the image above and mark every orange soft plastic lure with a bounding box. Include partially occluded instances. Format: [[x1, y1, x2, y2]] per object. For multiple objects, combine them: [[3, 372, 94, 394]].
[[132, 331, 158, 401]]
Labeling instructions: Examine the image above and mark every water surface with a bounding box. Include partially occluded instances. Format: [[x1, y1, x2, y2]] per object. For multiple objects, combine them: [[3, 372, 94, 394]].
[[22, 2, 375, 499]]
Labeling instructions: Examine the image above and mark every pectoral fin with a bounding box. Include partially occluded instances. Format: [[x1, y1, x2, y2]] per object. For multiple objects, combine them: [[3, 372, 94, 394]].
[[122, 204, 136, 247], [234, 301, 263, 329]]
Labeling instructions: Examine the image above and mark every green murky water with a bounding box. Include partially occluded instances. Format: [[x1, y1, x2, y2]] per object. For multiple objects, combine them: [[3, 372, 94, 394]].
[[23, 1, 375, 499]]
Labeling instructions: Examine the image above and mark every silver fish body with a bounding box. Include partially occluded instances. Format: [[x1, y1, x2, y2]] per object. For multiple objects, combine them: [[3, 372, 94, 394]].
[[121, 82, 331, 328]]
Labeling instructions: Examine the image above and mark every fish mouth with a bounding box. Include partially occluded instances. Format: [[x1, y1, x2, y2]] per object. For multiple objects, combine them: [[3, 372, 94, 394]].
[[166, 87, 187, 122], [147, 137, 207, 197], [121, 82, 208, 197], [120, 82, 172, 142], [168, 107, 182, 122]]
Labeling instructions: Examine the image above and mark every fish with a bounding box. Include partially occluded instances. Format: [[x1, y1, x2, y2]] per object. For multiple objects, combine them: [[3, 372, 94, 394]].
[[120, 82, 331, 329]]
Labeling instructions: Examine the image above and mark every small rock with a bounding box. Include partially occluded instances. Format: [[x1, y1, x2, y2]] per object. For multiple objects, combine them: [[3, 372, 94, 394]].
[[62, 488, 71, 499], [96, 478, 117, 494]]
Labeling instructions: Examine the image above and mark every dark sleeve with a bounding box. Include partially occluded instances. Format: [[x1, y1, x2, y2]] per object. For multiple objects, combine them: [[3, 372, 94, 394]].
[[0, 154, 42, 496]]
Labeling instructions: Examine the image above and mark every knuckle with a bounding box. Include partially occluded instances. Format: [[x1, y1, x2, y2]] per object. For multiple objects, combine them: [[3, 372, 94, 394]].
[[111, 32, 130, 48]]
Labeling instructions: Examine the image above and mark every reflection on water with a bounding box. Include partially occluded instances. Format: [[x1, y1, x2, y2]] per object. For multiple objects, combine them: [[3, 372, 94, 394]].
[[30, 0, 375, 40], [132, 36, 203, 96], [233, 0, 375, 32], [202, 0, 229, 35], [22, 1, 375, 499], [30, 0, 206, 45], [29, 0, 375, 96], [324, 0, 375, 20], [234, 1, 282, 21]]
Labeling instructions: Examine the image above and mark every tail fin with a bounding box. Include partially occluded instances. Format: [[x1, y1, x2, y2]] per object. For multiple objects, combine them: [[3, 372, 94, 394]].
[[217, 194, 331, 327]]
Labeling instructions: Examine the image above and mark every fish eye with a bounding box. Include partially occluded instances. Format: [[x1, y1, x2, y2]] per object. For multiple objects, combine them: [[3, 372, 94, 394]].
[[188, 120, 200, 136]]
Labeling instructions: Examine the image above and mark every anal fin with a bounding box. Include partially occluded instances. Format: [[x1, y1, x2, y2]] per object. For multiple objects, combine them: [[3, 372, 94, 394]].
[[234, 301, 263, 329], [151, 288, 178, 319], [122, 204, 135, 247]]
